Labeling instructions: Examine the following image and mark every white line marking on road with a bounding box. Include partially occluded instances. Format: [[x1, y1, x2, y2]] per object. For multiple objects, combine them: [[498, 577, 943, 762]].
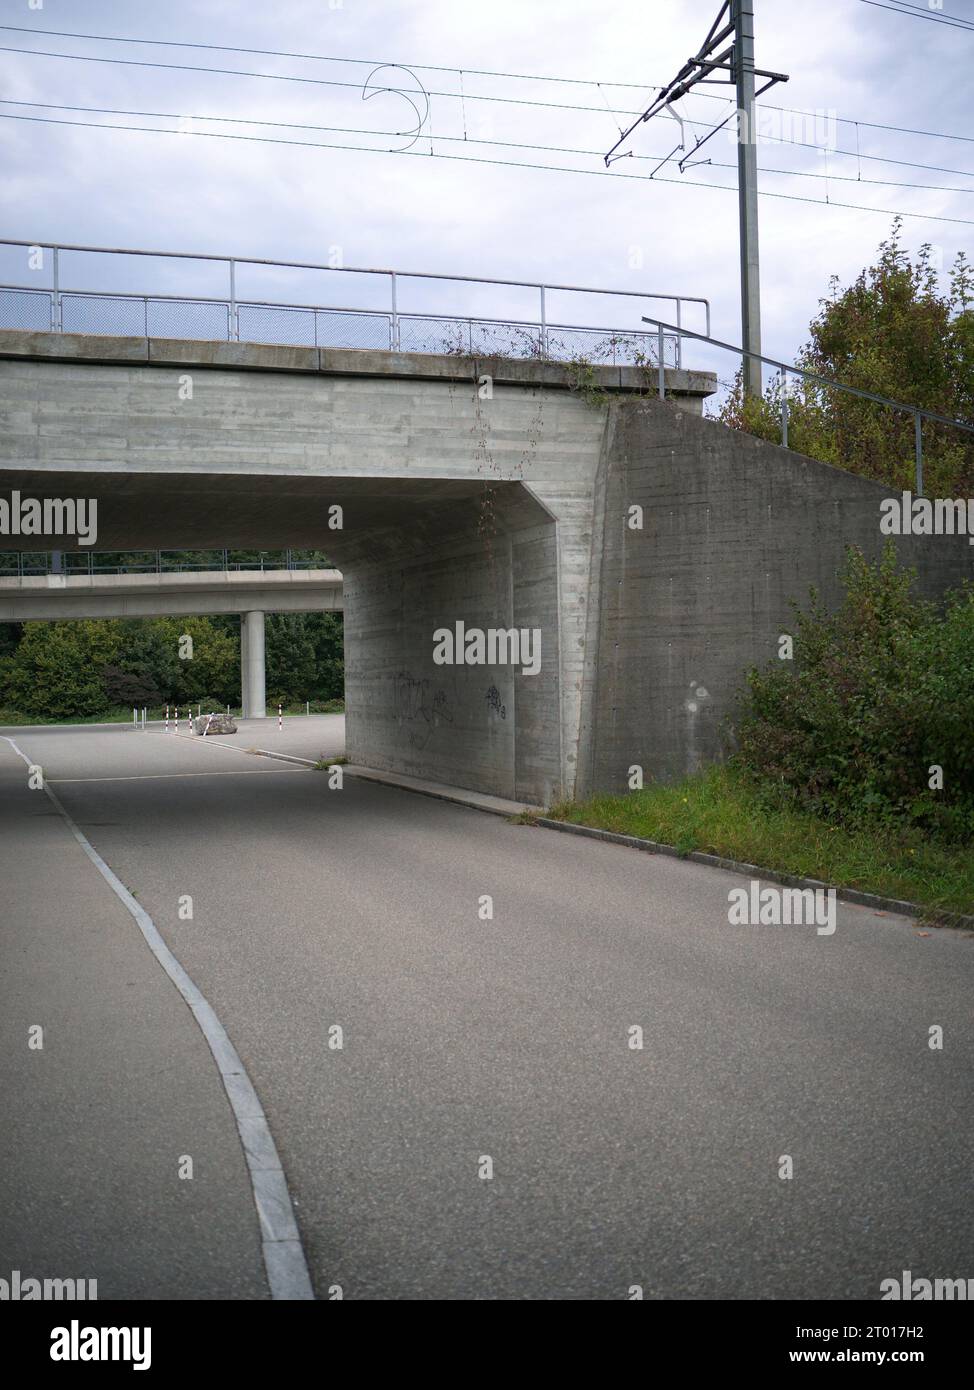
[[252, 749, 318, 767], [50, 769, 311, 783], [170, 733, 340, 769], [175, 732, 291, 756], [147, 727, 341, 772], [2, 735, 315, 1302]]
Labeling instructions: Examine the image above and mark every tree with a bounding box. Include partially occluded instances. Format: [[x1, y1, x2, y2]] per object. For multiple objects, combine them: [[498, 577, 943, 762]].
[[151, 617, 239, 706], [307, 612, 344, 702], [0, 608, 342, 720], [101, 664, 162, 709], [105, 619, 180, 707], [266, 614, 318, 703], [720, 221, 974, 495], [0, 621, 121, 720], [0, 622, 22, 660]]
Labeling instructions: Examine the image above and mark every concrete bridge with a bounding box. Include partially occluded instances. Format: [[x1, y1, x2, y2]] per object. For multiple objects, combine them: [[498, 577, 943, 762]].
[[0, 565, 343, 718], [2, 328, 969, 805]]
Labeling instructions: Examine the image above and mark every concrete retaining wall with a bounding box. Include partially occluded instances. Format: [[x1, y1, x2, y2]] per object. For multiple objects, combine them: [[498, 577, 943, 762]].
[[335, 484, 562, 805], [343, 528, 561, 805], [580, 397, 974, 795]]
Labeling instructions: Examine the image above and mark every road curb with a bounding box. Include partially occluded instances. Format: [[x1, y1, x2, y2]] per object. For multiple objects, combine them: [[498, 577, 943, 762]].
[[164, 730, 974, 931], [251, 749, 318, 767], [532, 816, 974, 930], [339, 763, 537, 818]]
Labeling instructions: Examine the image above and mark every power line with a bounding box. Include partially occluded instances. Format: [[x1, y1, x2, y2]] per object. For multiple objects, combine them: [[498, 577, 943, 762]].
[[4, 108, 974, 227], [4, 75, 972, 184], [873, 0, 974, 12], [2, 26, 972, 227], [0, 23, 674, 92], [858, 0, 974, 31], [0, 43, 651, 117], [1, 28, 974, 146], [4, 96, 972, 196], [708, 124, 974, 181]]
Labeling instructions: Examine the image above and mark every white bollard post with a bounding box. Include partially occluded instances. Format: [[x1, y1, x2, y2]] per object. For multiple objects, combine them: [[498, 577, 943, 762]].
[[278, 703, 283, 732], [165, 705, 170, 733], [133, 708, 137, 727], [306, 700, 310, 717]]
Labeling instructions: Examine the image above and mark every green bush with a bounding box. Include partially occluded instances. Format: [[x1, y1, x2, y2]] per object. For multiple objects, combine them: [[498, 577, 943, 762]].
[[101, 663, 162, 709], [149, 617, 239, 706], [734, 544, 974, 842], [0, 621, 120, 721]]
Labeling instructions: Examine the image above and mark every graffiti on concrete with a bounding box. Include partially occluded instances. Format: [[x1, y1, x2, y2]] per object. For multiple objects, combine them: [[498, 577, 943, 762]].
[[394, 671, 454, 749], [485, 684, 507, 720]]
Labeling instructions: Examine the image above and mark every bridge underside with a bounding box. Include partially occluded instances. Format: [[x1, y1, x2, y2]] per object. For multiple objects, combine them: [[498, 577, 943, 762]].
[[0, 467, 563, 803]]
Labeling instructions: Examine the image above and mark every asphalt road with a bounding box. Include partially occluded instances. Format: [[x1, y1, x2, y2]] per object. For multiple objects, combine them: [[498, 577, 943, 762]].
[[2, 718, 972, 1300]]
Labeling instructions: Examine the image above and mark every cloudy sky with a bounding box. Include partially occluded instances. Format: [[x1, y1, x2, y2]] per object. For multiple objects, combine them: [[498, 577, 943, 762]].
[[1, 0, 972, 387]]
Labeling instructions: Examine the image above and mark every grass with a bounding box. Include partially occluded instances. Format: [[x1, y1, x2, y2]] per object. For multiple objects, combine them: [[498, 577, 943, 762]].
[[546, 764, 974, 919], [313, 754, 347, 770], [278, 699, 345, 716], [0, 704, 229, 727], [0, 705, 149, 727]]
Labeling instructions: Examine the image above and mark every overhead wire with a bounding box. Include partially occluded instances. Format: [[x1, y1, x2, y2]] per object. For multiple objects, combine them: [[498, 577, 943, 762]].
[[3, 107, 973, 227], [0, 27, 973, 145], [2, 96, 972, 195], [858, 0, 974, 31], [0, 26, 971, 225]]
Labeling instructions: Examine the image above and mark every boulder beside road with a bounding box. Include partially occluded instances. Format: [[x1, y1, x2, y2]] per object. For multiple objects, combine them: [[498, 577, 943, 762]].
[[193, 713, 238, 736]]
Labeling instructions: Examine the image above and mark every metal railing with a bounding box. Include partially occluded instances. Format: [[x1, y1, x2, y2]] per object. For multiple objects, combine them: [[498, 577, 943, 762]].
[[644, 316, 974, 497], [0, 239, 710, 369], [0, 550, 326, 578]]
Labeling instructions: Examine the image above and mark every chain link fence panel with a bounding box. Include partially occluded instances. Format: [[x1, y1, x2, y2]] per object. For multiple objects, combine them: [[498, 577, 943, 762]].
[[238, 304, 316, 346], [314, 309, 392, 350], [0, 289, 53, 332], [147, 299, 230, 340], [61, 294, 148, 336]]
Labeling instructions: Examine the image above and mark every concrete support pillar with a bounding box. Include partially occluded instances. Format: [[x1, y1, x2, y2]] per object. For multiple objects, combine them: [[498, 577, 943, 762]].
[[240, 615, 249, 710], [241, 610, 266, 718]]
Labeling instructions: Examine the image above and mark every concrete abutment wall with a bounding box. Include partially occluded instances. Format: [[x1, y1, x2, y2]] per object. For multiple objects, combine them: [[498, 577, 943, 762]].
[[579, 396, 973, 796], [340, 489, 562, 804]]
